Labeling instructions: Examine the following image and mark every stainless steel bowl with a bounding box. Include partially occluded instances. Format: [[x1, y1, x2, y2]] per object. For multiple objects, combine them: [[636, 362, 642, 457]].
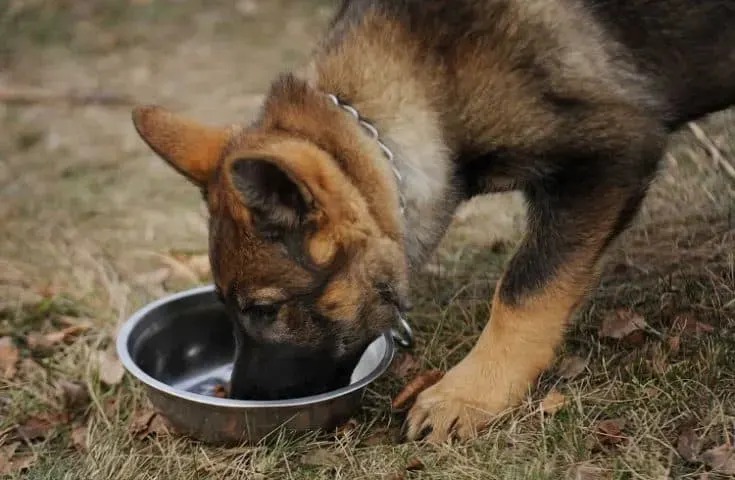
[[116, 285, 396, 445]]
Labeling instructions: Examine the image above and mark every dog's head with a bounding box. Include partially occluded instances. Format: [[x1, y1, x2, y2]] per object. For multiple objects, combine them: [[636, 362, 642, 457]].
[[132, 81, 409, 400]]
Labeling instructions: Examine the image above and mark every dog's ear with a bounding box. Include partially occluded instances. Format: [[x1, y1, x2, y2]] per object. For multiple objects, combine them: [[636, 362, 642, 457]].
[[231, 158, 313, 236], [132, 105, 234, 186]]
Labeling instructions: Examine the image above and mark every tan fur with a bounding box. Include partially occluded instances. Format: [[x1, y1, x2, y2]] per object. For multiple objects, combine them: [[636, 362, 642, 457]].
[[406, 260, 595, 442]]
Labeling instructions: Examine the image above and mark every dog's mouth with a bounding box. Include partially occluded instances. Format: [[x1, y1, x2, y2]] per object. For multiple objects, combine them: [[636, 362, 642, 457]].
[[227, 330, 368, 401], [228, 348, 364, 401]]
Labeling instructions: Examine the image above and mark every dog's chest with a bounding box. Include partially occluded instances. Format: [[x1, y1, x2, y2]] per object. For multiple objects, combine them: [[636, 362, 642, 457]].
[[383, 123, 460, 269]]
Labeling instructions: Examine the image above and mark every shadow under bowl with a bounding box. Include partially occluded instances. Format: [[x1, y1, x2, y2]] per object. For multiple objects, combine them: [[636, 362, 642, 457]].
[[116, 285, 395, 445]]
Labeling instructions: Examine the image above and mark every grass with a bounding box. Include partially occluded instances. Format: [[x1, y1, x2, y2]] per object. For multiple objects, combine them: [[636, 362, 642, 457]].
[[1, 1, 734, 478]]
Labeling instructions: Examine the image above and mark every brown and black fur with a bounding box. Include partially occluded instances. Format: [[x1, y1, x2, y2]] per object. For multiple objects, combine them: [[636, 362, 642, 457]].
[[132, 0, 735, 441]]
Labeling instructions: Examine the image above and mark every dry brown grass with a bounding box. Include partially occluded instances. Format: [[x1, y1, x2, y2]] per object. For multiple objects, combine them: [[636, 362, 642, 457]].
[[1, 1, 734, 479]]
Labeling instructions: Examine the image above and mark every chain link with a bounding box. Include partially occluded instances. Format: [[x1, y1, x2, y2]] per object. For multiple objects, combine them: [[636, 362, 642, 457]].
[[328, 94, 407, 215]]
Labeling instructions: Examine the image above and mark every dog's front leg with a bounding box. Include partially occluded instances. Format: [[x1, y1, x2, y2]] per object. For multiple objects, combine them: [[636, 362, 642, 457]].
[[406, 108, 666, 442]]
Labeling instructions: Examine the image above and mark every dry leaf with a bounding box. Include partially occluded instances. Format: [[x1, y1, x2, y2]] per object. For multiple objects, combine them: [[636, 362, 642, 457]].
[[128, 410, 156, 437], [147, 414, 170, 436], [0, 443, 37, 476], [300, 448, 341, 467], [540, 388, 568, 415], [0, 337, 19, 379], [360, 428, 392, 447], [700, 444, 735, 474], [673, 314, 715, 336], [676, 427, 700, 462], [71, 424, 88, 451], [129, 410, 170, 439], [390, 352, 421, 379], [16, 412, 69, 441], [595, 418, 627, 445], [621, 330, 646, 347], [336, 418, 359, 436], [391, 369, 444, 410], [558, 355, 588, 379], [406, 458, 424, 471], [26, 325, 90, 351], [55, 379, 90, 410], [96, 348, 124, 386], [599, 309, 647, 340], [667, 335, 681, 352]]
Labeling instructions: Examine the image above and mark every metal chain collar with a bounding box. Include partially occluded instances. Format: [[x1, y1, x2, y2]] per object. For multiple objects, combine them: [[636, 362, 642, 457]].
[[326, 93, 413, 349], [327, 94, 406, 215]]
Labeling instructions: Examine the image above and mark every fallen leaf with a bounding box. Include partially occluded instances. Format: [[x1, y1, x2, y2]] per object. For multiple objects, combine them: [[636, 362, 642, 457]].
[[55, 380, 90, 410], [673, 314, 715, 336], [676, 427, 700, 462], [667, 335, 681, 352], [392, 370, 444, 410], [595, 418, 627, 445], [128, 410, 156, 438], [335, 418, 359, 436], [147, 414, 170, 437], [700, 444, 735, 474], [71, 424, 88, 451], [621, 330, 646, 347], [406, 458, 424, 471], [599, 309, 647, 340], [390, 352, 421, 379], [558, 355, 588, 379], [0, 337, 19, 379], [300, 448, 341, 467], [128, 409, 170, 439], [359, 428, 392, 447], [95, 348, 124, 386], [540, 388, 568, 415], [0, 444, 37, 476], [16, 412, 69, 441], [26, 325, 90, 351]]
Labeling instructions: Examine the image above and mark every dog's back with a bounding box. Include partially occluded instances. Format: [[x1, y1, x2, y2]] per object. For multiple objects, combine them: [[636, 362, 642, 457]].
[[589, 0, 735, 127], [327, 0, 735, 134]]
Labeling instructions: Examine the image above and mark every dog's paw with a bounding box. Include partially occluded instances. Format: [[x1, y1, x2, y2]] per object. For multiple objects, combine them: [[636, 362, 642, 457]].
[[404, 356, 521, 443]]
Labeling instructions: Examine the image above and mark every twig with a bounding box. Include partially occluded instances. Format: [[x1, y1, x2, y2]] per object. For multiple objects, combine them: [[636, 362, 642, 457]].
[[0, 86, 135, 107], [687, 122, 735, 181]]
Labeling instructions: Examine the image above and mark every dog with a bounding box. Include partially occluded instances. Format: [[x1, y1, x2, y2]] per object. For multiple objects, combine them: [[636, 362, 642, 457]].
[[131, 0, 735, 442]]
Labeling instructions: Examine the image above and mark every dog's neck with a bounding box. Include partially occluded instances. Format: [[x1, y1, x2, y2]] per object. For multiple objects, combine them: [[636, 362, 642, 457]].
[[288, 71, 459, 271], [317, 85, 459, 269]]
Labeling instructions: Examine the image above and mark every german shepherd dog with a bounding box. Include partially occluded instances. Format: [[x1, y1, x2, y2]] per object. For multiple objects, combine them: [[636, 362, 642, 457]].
[[132, 0, 735, 442]]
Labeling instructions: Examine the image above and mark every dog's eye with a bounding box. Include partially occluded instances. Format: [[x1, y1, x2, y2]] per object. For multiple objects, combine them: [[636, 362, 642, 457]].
[[247, 303, 281, 321]]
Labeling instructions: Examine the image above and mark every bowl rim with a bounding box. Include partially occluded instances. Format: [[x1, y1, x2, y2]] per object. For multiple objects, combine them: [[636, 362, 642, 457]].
[[116, 285, 395, 409]]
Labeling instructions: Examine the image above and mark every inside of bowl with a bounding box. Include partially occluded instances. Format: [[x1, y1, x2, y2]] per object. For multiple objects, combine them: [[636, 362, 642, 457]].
[[127, 290, 388, 399]]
